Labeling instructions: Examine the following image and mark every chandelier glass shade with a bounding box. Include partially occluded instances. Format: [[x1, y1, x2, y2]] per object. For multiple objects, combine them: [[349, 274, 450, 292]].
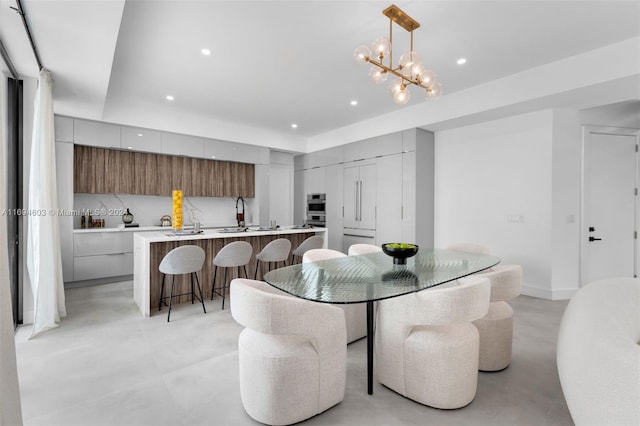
[[353, 4, 442, 105]]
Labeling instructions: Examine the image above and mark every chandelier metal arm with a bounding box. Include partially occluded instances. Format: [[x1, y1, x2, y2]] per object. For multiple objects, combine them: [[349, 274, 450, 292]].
[[366, 57, 419, 87]]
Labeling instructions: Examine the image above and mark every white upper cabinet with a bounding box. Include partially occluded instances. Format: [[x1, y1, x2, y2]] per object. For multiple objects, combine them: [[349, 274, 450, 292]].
[[307, 166, 327, 195], [375, 132, 403, 157], [402, 128, 417, 152], [324, 145, 344, 165], [121, 126, 161, 153], [232, 143, 266, 164], [344, 139, 371, 162], [161, 132, 204, 157], [54, 116, 74, 142], [294, 154, 306, 171], [203, 139, 235, 161], [74, 119, 121, 148], [308, 151, 326, 168]]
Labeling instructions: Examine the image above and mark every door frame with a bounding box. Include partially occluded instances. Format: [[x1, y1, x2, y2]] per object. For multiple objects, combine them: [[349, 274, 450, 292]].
[[580, 125, 640, 287]]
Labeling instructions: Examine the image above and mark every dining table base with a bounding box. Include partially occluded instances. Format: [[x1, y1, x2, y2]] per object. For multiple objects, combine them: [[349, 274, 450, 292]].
[[367, 300, 374, 395]]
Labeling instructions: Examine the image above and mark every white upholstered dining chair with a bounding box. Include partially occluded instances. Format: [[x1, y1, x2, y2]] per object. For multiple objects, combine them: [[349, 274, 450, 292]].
[[473, 264, 522, 371], [446, 242, 491, 255], [302, 249, 367, 343], [375, 275, 491, 409], [230, 278, 346, 426], [348, 243, 382, 255]]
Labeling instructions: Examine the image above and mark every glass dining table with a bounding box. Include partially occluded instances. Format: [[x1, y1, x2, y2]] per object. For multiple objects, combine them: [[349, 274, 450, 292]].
[[263, 248, 500, 395]]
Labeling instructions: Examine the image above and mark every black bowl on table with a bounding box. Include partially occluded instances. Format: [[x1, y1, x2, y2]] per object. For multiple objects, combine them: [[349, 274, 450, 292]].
[[381, 243, 419, 265]]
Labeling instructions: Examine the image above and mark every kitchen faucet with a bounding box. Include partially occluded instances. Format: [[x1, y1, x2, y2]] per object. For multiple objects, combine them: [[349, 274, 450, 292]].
[[236, 196, 245, 227]]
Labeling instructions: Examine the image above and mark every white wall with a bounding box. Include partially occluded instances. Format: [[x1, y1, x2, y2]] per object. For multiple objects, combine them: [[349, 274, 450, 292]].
[[268, 151, 294, 228], [434, 110, 554, 298], [550, 109, 582, 299]]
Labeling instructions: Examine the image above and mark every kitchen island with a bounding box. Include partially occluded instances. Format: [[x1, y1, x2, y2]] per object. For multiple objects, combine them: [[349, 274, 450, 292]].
[[133, 227, 326, 316]]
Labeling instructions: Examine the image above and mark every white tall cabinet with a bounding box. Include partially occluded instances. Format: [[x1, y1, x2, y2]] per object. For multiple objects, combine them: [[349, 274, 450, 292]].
[[325, 163, 344, 253], [375, 154, 403, 244], [294, 127, 434, 252], [343, 162, 376, 230]]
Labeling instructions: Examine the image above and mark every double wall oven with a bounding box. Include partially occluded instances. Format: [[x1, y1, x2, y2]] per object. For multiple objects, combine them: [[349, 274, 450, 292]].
[[306, 193, 326, 227]]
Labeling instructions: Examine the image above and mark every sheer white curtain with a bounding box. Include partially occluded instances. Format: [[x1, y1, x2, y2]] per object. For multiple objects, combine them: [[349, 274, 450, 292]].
[[27, 69, 66, 338], [0, 76, 23, 424]]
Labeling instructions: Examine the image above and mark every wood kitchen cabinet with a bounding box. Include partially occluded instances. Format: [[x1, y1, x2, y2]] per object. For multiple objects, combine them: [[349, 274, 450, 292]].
[[155, 154, 172, 196], [134, 151, 157, 195], [74, 145, 106, 193], [74, 145, 254, 197]]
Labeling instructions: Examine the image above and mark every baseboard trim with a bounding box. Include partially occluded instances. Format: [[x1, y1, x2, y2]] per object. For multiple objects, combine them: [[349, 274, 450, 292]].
[[64, 275, 133, 289], [521, 284, 578, 301]]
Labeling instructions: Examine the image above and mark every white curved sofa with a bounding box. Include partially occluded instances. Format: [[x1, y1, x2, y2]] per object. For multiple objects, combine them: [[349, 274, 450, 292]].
[[557, 277, 640, 426]]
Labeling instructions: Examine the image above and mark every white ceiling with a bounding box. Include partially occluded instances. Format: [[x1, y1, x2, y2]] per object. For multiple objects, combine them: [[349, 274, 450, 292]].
[[1, 0, 639, 152]]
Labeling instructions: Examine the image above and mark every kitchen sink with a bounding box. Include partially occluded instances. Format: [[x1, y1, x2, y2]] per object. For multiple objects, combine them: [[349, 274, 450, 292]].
[[217, 227, 248, 233]]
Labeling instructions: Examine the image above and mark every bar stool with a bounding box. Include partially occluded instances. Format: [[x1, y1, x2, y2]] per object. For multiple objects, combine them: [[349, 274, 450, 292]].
[[158, 245, 207, 322], [254, 238, 291, 280], [290, 235, 324, 265], [348, 243, 382, 256], [211, 241, 253, 310]]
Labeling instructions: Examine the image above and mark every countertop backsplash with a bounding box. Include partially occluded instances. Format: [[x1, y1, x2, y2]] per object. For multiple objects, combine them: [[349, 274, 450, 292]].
[[73, 193, 256, 230]]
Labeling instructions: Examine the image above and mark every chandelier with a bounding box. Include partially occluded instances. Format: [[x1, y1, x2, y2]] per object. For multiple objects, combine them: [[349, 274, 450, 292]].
[[353, 4, 442, 105]]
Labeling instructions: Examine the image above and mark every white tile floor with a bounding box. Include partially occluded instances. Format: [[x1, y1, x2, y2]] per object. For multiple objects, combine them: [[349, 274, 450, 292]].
[[15, 280, 573, 425]]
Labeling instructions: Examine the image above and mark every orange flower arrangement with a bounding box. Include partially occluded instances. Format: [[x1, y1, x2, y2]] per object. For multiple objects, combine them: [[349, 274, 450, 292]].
[[172, 189, 183, 230]]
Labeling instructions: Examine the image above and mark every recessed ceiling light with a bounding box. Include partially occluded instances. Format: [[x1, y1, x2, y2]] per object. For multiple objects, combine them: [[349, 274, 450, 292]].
[[457, 58, 467, 65], [127, 146, 133, 150], [211, 155, 216, 159], [291, 124, 298, 129], [166, 95, 174, 101], [350, 100, 358, 106], [137, 133, 143, 137], [201, 48, 211, 56]]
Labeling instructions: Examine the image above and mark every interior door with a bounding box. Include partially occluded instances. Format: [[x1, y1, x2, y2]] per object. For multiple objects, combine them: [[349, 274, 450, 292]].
[[582, 127, 639, 284]]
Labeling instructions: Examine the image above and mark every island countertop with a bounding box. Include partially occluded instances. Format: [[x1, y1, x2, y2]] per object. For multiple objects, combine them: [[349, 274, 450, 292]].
[[133, 227, 327, 316]]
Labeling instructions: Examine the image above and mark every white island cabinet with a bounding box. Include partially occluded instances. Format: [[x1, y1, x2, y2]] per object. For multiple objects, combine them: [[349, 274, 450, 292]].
[[133, 227, 327, 317]]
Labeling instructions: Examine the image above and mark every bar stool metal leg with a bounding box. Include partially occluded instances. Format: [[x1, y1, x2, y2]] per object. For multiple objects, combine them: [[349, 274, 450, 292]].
[[194, 272, 206, 314], [159, 274, 166, 311], [211, 266, 218, 301], [167, 275, 175, 322], [222, 268, 228, 310], [254, 259, 260, 280]]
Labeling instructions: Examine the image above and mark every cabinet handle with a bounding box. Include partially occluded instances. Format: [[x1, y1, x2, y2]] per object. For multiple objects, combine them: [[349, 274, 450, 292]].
[[359, 180, 363, 222], [353, 181, 358, 222]]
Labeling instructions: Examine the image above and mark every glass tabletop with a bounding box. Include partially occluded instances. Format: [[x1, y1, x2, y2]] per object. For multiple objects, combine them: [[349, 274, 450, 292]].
[[263, 249, 500, 304]]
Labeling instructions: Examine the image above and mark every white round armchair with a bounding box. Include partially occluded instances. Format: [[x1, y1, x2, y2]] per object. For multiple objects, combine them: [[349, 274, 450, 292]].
[[473, 264, 522, 371], [230, 278, 347, 425], [375, 276, 491, 409]]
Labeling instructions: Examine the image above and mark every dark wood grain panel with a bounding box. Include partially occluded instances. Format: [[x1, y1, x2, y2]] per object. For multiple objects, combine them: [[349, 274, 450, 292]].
[[73, 145, 89, 193], [155, 154, 172, 196], [103, 148, 121, 194], [147, 232, 315, 314], [74, 145, 255, 197], [117, 149, 134, 194]]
